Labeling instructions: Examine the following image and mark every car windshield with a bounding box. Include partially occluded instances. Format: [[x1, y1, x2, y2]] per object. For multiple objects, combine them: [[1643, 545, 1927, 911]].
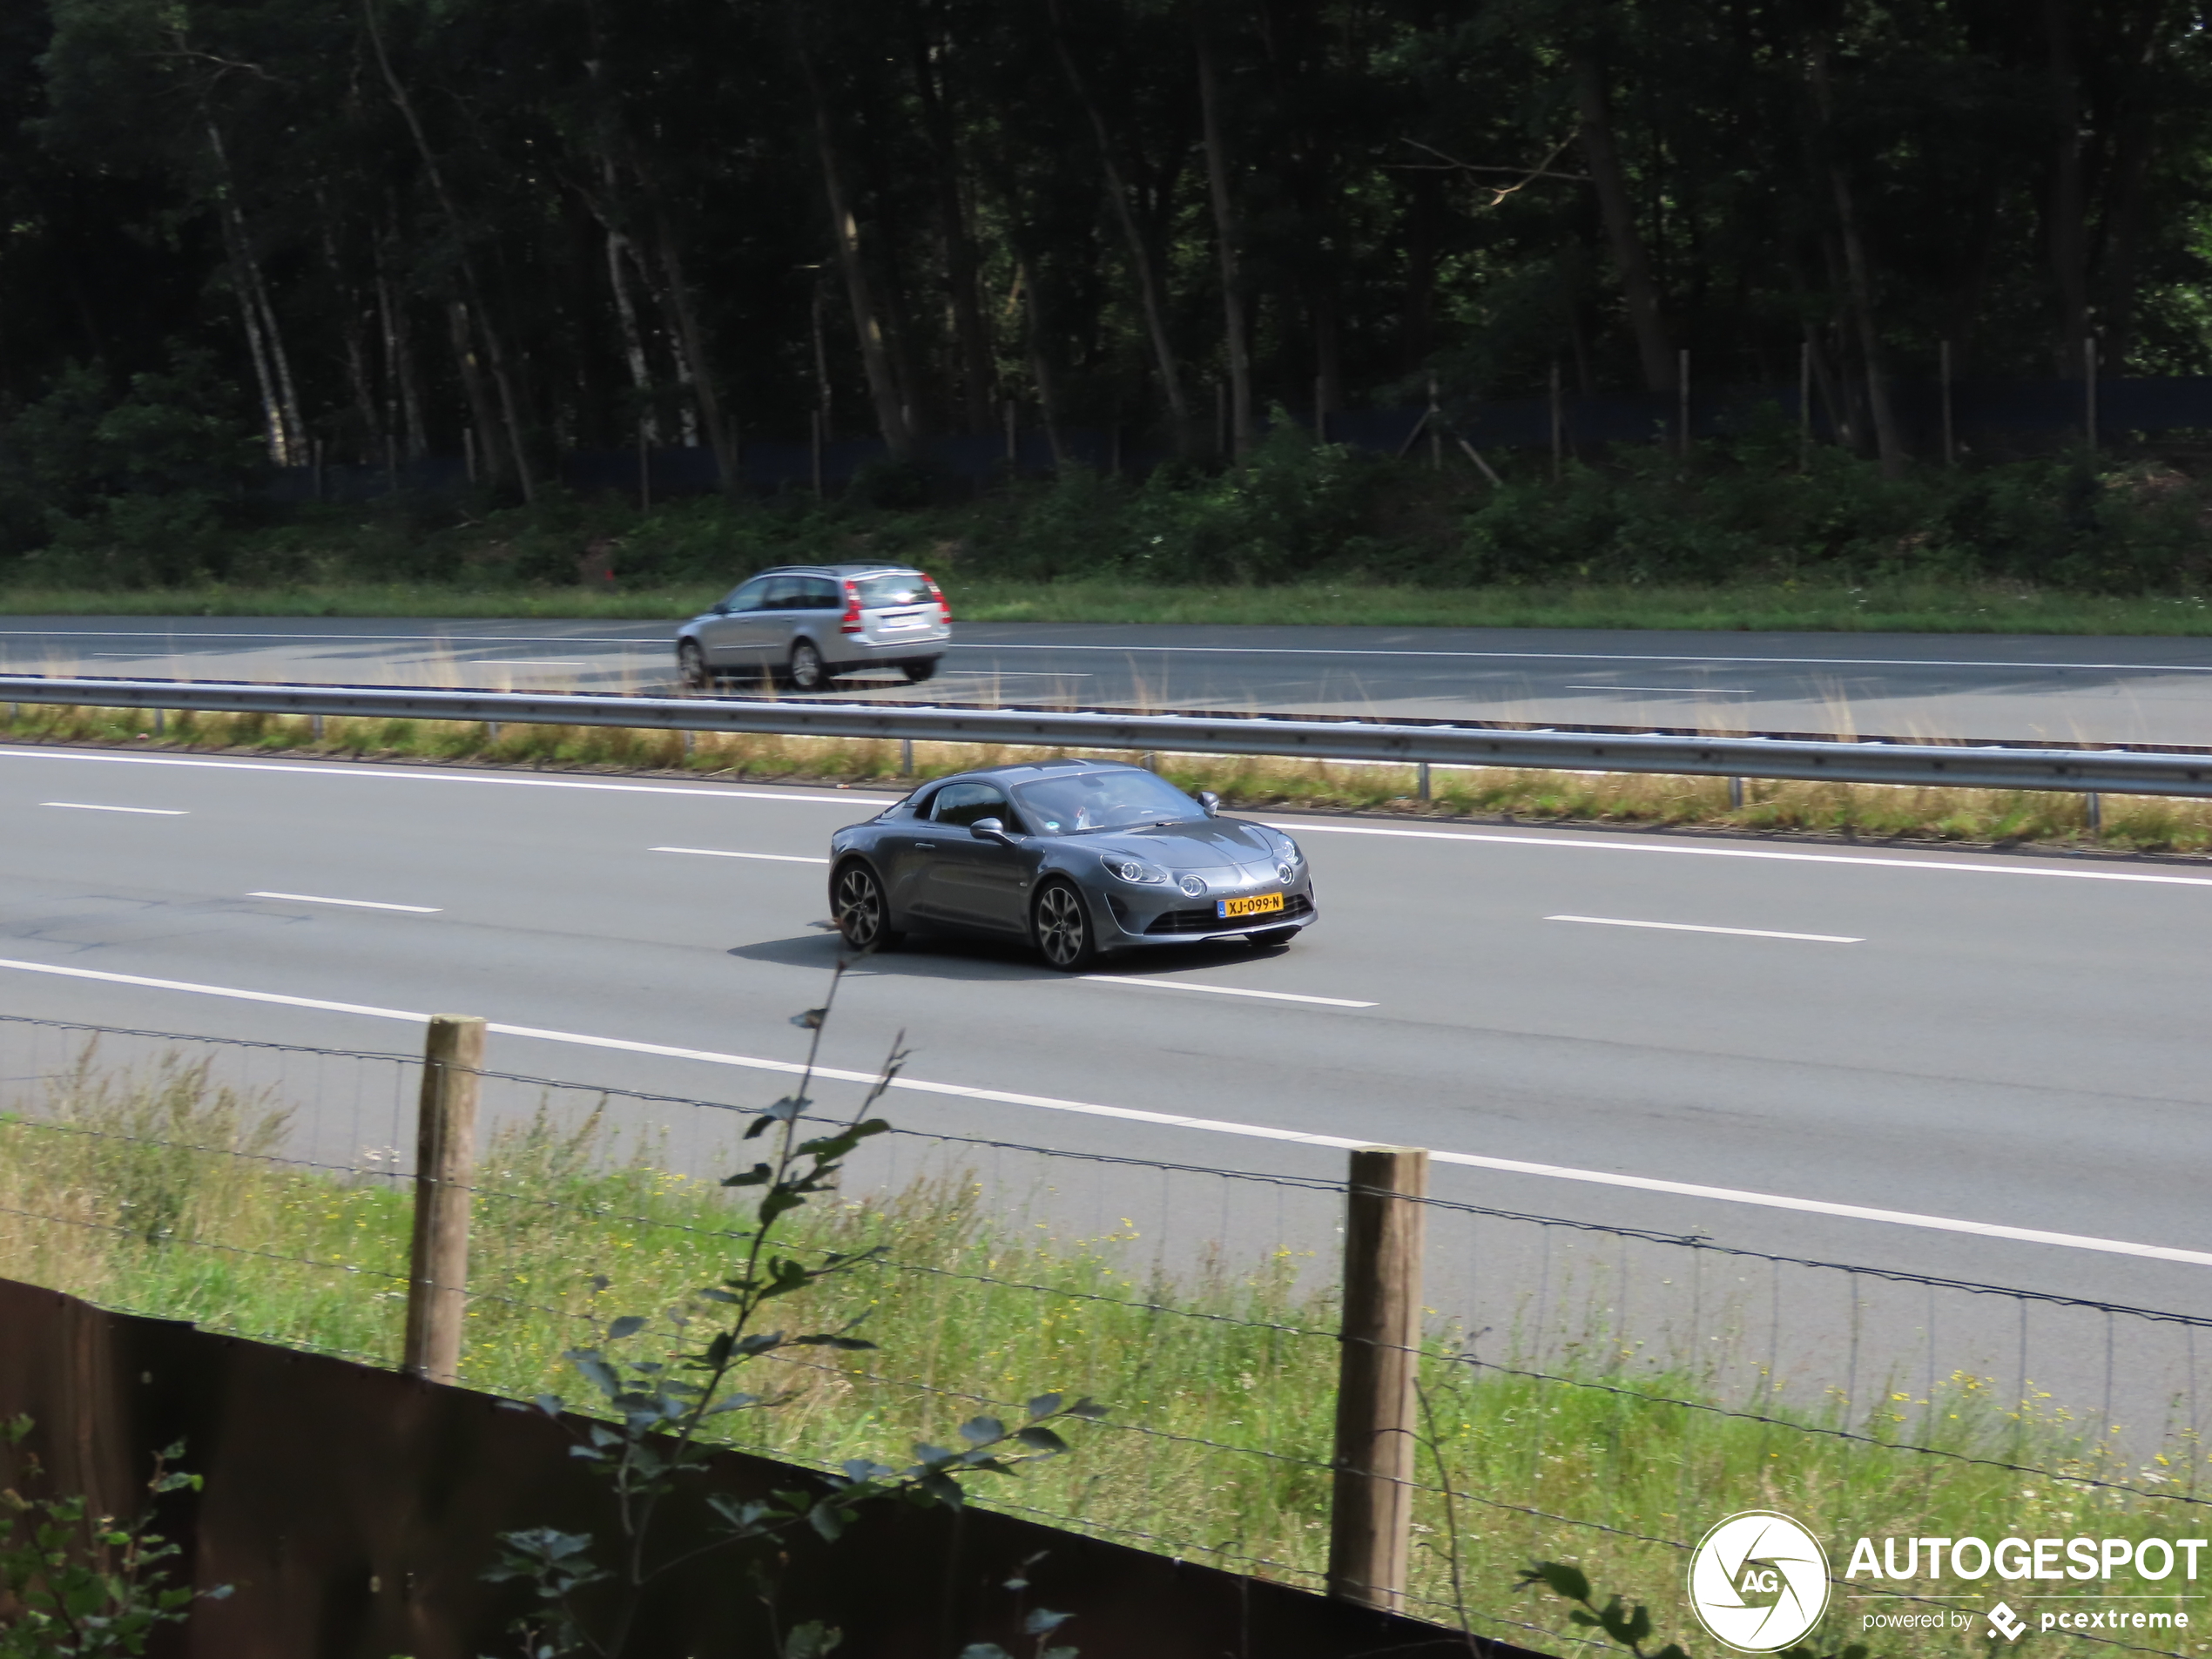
[[1011, 769, 1204, 833], [856, 572, 930, 607]]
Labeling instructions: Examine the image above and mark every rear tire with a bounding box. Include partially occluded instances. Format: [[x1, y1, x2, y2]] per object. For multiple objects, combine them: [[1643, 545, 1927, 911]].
[[902, 658, 941, 684], [1032, 880, 1096, 971], [785, 639, 833, 692], [832, 861, 901, 952], [677, 640, 711, 690]]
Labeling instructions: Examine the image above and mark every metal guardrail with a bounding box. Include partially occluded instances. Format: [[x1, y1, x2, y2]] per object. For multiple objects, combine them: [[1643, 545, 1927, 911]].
[[4, 672, 2210, 798]]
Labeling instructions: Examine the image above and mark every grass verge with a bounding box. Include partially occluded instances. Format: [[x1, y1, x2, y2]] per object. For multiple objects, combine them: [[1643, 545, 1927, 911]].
[[6, 700, 2210, 855], [3, 1046, 2205, 1659], [5, 577, 2212, 633]]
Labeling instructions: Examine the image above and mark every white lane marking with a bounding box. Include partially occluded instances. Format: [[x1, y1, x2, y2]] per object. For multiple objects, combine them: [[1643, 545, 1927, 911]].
[[0, 952, 2204, 1268], [247, 892, 442, 914], [0, 747, 885, 806], [1562, 685, 1756, 694], [653, 846, 830, 865], [40, 802, 186, 816], [1276, 821, 2212, 888], [1548, 914, 1862, 943], [1078, 974, 1376, 1008], [472, 659, 592, 666], [955, 641, 2212, 675]]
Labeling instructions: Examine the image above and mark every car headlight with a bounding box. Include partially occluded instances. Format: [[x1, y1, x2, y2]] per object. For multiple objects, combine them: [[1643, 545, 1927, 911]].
[[1101, 855, 1170, 885], [1264, 831, 1304, 866]]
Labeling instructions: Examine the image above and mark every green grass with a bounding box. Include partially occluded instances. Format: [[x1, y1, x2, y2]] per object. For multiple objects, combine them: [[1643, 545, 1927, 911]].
[[5, 1045, 2209, 1658], [8, 699, 2212, 857], [6, 576, 2212, 633]]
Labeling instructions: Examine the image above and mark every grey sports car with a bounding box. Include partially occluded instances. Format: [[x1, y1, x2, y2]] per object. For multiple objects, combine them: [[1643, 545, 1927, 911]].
[[826, 759, 1317, 969]]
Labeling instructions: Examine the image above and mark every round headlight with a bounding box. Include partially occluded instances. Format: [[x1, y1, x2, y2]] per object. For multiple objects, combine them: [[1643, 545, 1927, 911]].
[[1103, 856, 1167, 885], [1178, 873, 1207, 897], [1277, 861, 1295, 884]]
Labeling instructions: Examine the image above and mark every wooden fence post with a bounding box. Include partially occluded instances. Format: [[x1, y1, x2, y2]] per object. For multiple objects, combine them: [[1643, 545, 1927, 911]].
[[1327, 1144, 1428, 1610], [403, 1014, 485, 1386]]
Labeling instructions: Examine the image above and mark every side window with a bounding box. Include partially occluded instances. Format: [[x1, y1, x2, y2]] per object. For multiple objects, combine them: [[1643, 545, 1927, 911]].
[[931, 782, 1009, 828], [797, 577, 840, 610], [725, 577, 769, 612], [759, 575, 804, 611]]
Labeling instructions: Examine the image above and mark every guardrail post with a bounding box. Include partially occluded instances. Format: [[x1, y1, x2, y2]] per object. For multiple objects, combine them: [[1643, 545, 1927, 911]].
[[1729, 776, 1745, 810], [2086, 791, 2101, 833], [1416, 761, 1431, 801], [403, 1014, 485, 1386], [1327, 1144, 1428, 1611]]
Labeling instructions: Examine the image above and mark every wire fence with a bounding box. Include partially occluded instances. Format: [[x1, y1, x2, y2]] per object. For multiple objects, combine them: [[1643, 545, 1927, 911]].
[[3, 1008, 2209, 1657]]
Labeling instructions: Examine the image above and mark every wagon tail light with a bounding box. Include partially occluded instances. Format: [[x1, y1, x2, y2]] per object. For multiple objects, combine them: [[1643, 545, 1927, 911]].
[[921, 573, 951, 624], [840, 581, 864, 635]]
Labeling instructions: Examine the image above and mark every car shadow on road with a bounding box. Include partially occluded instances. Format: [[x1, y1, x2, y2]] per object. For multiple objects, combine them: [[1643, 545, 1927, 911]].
[[726, 929, 1286, 982]]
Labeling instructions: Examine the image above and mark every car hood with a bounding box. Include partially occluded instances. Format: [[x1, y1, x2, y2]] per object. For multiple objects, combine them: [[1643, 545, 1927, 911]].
[[1075, 818, 1285, 873]]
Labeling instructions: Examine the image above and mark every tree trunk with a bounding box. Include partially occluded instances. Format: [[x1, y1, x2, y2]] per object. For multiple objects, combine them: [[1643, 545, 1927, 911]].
[[1196, 31, 1252, 459], [801, 53, 914, 464], [447, 299, 506, 485], [651, 212, 738, 476], [2044, 0, 2091, 371], [362, 0, 535, 499], [1808, 45, 1905, 475], [1046, 0, 1190, 453], [205, 121, 300, 466], [1570, 51, 1672, 392], [910, 10, 995, 434], [604, 222, 658, 443]]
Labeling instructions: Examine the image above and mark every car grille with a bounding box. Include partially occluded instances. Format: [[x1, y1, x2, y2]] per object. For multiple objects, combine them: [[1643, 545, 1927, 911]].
[[1144, 892, 1313, 936]]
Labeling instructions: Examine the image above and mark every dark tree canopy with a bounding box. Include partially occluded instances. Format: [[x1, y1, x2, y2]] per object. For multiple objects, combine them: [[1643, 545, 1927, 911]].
[[4, 0, 2211, 487]]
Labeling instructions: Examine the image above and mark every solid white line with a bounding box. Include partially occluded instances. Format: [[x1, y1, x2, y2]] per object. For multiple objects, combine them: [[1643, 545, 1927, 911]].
[[955, 641, 2212, 675], [1548, 914, 1862, 943], [40, 802, 186, 816], [1274, 821, 2212, 888], [653, 847, 830, 865], [1077, 974, 1376, 1008], [1562, 685, 1755, 694], [247, 892, 442, 914], [0, 629, 649, 644], [0, 747, 883, 806], [0, 952, 2204, 1268], [473, 659, 591, 666]]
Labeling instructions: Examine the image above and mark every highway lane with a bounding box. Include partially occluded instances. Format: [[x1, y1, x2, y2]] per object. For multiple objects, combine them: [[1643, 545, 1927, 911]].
[[3, 743, 2209, 1427], [10, 615, 2212, 744]]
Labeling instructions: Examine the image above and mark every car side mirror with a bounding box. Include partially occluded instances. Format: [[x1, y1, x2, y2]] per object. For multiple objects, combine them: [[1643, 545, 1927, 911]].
[[1197, 790, 1221, 816], [970, 817, 1015, 846]]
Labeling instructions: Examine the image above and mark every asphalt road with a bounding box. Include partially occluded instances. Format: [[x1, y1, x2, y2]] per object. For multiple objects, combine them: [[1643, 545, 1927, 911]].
[[10, 616, 2212, 745], [3, 741, 2209, 1433]]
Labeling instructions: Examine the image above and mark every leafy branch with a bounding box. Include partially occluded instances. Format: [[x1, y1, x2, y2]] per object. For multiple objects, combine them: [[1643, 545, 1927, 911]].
[[484, 957, 1104, 1659]]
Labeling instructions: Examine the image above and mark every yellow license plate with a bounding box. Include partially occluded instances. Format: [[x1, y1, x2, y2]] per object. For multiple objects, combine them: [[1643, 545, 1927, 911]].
[[1216, 892, 1285, 920]]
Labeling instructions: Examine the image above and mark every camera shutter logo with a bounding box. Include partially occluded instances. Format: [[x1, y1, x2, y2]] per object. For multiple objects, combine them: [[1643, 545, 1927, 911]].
[[1688, 1511, 1832, 1652]]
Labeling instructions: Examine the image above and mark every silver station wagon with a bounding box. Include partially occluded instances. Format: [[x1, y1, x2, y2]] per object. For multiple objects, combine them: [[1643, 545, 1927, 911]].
[[676, 563, 951, 691]]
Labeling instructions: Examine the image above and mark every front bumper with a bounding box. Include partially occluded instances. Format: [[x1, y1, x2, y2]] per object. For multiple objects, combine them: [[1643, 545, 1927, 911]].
[[1097, 879, 1318, 948]]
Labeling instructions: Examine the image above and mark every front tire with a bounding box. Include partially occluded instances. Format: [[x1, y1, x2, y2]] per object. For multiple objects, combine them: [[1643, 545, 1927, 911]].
[[902, 658, 941, 684], [677, 640, 711, 690], [785, 639, 833, 692], [1032, 880, 1096, 971], [833, 861, 901, 952]]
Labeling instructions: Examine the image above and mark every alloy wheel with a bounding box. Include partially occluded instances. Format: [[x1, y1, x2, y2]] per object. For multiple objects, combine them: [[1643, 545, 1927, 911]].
[[834, 864, 887, 950], [677, 640, 710, 690], [1034, 882, 1092, 969], [787, 640, 826, 691]]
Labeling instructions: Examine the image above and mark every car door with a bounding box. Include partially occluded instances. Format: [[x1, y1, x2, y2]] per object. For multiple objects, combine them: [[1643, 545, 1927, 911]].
[[694, 577, 769, 667], [912, 782, 1029, 931], [788, 575, 844, 666]]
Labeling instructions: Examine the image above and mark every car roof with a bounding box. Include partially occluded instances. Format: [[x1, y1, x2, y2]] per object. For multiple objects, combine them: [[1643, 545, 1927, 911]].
[[743, 563, 926, 579], [922, 758, 1141, 787]]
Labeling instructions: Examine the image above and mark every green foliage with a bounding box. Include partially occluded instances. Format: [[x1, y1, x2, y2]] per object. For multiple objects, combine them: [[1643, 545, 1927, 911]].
[[483, 964, 1103, 1659], [0, 353, 263, 583], [1514, 1561, 1873, 1659], [0, 1418, 227, 1656]]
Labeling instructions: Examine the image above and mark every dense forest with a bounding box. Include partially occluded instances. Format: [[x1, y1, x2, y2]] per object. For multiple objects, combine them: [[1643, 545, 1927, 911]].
[[3, 0, 2212, 591]]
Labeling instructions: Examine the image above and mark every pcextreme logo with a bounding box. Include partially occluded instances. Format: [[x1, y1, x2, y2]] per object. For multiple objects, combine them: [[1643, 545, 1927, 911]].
[[1689, 1511, 1833, 1653]]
